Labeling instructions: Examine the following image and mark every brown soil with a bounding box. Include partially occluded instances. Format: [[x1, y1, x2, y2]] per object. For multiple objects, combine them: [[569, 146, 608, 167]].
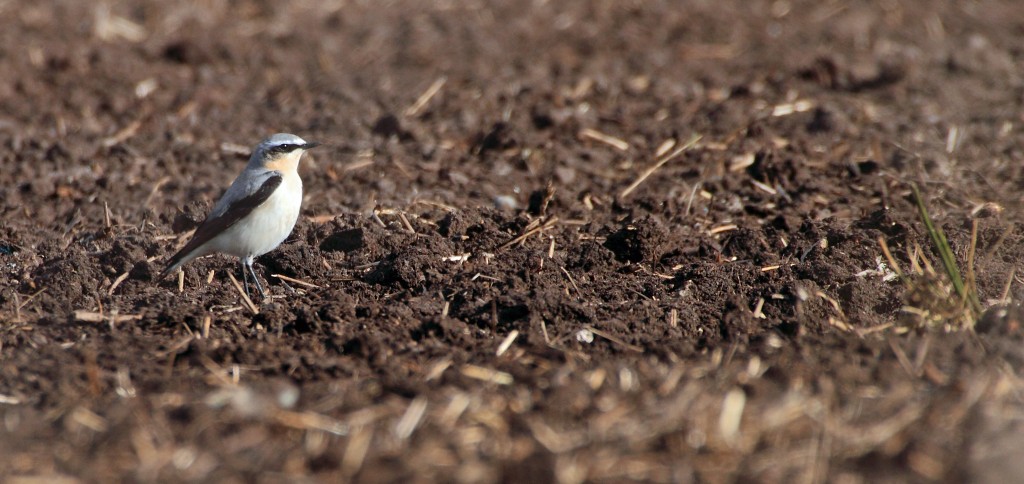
[[2, 1, 1024, 482]]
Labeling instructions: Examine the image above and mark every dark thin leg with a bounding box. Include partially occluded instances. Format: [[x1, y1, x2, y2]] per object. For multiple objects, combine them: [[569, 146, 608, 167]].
[[245, 256, 267, 299], [240, 259, 252, 299]]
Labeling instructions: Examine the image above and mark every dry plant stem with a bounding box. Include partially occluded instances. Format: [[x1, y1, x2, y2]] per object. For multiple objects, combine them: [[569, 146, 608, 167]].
[[404, 77, 446, 117], [966, 219, 978, 309], [340, 427, 373, 477], [271, 274, 321, 289], [496, 330, 519, 357], [620, 133, 702, 198], [1000, 268, 1015, 302], [981, 225, 1013, 260], [12, 291, 21, 323], [579, 128, 630, 151], [460, 364, 513, 385], [559, 266, 581, 296], [227, 272, 259, 315], [393, 397, 428, 440], [108, 272, 130, 295], [74, 310, 142, 324], [103, 201, 112, 229], [11, 288, 45, 323], [398, 212, 416, 233], [878, 237, 904, 277], [145, 176, 170, 208], [583, 326, 643, 353], [496, 217, 559, 251], [887, 336, 916, 376]]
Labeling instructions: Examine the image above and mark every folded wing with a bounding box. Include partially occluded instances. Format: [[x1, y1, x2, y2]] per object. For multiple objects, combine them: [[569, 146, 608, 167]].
[[161, 171, 283, 277]]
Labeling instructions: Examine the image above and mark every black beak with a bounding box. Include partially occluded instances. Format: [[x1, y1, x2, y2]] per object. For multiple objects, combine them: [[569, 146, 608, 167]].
[[302, 142, 321, 150]]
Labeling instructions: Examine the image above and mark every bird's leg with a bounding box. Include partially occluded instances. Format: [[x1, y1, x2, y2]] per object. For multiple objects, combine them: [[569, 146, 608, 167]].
[[246, 256, 267, 299], [240, 259, 252, 299]]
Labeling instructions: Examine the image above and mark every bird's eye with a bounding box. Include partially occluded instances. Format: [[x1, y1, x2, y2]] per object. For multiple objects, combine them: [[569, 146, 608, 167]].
[[268, 144, 298, 155]]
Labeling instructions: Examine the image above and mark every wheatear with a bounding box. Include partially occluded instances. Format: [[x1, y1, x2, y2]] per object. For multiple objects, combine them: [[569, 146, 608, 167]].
[[162, 133, 318, 298]]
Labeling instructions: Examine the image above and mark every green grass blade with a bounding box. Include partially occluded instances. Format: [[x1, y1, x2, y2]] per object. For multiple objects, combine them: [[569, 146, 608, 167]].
[[910, 183, 981, 315]]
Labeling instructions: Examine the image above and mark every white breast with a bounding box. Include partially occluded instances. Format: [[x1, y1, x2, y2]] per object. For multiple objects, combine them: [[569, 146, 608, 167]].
[[208, 173, 303, 258]]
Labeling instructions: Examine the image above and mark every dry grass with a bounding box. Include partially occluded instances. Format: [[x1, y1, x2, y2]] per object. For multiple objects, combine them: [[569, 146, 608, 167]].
[[6, 345, 1008, 483]]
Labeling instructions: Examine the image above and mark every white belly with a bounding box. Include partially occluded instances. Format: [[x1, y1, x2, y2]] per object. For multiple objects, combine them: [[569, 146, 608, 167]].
[[208, 176, 302, 259]]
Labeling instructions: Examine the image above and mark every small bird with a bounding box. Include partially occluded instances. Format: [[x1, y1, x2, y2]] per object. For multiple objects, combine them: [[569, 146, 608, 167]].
[[162, 133, 319, 299]]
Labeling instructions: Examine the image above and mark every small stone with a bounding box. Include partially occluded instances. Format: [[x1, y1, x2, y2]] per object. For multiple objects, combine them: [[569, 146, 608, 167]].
[[493, 195, 518, 211]]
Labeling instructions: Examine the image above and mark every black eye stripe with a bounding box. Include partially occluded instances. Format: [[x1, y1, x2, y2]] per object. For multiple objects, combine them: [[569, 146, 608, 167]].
[[266, 143, 299, 156]]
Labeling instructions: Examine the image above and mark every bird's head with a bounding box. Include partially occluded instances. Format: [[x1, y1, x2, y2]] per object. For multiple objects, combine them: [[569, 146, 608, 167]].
[[250, 133, 319, 172]]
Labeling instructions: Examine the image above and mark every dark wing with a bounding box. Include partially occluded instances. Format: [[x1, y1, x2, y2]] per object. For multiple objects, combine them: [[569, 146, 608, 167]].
[[161, 173, 283, 276]]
